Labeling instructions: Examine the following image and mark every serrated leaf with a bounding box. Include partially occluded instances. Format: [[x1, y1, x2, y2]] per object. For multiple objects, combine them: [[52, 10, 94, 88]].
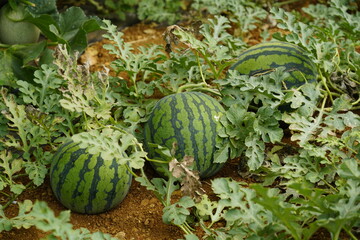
[[207, 178, 271, 233], [162, 196, 194, 225], [245, 133, 265, 170], [195, 194, 219, 219], [251, 184, 303, 240], [10, 184, 26, 195], [254, 107, 283, 143], [72, 127, 146, 169], [0, 150, 23, 181], [337, 158, 360, 179], [0, 209, 13, 231], [24, 161, 48, 187], [0, 50, 33, 87], [283, 112, 318, 145], [184, 234, 199, 240], [213, 142, 229, 164]]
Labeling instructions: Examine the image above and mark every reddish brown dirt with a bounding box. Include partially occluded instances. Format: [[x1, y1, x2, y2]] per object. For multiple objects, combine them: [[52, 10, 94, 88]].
[[0, 158, 241, 240]]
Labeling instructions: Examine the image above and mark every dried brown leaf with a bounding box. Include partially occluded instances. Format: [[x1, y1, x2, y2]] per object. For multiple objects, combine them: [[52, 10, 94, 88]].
[[169, 156, 205, 202]]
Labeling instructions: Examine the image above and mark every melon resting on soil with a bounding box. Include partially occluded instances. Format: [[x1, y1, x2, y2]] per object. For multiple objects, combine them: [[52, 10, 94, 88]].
[[50, 140, 132, 214], [143, 91, 228, 179]]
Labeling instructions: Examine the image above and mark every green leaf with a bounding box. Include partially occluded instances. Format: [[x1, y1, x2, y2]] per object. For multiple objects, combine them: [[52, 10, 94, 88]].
[[58, 7, 92, 40], [0, 150, 23, 183], [213, 142, 229, 164], [245, 132, 265, 170], [10, 183, 26, 195], [337, 158, 360, 179], [24, 14, 58, 41], [199, 178, 271, 235], [254, 107, 283, 143], [162, 196, 194, 225], [251, 184, 303, 240], [1, 200, 118, 239], [27, 0, 58, 15], [26, 7, 101, 52], [137, 0, 183, 24], [195, 194, 220, 222], [0, 209, 13, 231], [17, 64, 63, 113], [0, 50, 33, 87], [6, 41, 47, 65], [184, 234, 199, 240], [289, 179, 360, 239], [283, 112, 318, 146], [72, 127, 146, 169], [24, 155, 48, 187]]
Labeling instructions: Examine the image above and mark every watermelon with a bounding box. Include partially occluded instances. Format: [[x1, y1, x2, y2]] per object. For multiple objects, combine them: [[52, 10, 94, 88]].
[[230, 41, 317, 88], [50, 140, 132, 214], [143, 91, 227, 178], [0, 4, 40, 44]]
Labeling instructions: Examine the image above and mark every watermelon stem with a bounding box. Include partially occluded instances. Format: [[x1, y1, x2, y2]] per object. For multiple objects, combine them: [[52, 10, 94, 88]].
[[146, 158, 171, 164], [199, 50, 219, 79], [1, 181, 32, 210], [344, 227, 359, 240], [177, 222, 194, 235], [125, 164, 139, 178], [271, 0, 301, 7], [319, 72, 334, 104], [351, 98, 360, 107], [176, 82, 220, 97], [137, 166, 195, 235], [196, 52, 207, 85]]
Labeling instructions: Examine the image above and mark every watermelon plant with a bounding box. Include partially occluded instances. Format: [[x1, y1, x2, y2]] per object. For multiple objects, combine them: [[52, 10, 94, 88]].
[[0, 200, 119, 239], [144, 91, 228, 178], [0, 0, 359, 239]]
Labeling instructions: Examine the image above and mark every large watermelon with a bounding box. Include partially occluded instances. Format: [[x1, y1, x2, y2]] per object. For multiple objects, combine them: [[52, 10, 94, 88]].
[[230, 41, 317, 88], [143, 92, 227, 179], [50, 140, 132, 214]]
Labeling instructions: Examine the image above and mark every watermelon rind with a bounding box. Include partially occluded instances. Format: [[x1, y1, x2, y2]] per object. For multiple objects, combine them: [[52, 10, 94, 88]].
[[50, 140, 132, 214], [143, 91, 228, 179], [230, 41, 318, 88]]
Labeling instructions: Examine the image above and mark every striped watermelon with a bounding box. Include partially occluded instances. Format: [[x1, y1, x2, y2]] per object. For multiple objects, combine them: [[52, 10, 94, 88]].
[[50, 140, 132, 214], [143, 92, 227, 178], [230, 41, 317, 88]]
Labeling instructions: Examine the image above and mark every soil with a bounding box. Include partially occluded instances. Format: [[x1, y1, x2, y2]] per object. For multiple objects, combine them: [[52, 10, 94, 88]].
[[0, 1, 358, 239]]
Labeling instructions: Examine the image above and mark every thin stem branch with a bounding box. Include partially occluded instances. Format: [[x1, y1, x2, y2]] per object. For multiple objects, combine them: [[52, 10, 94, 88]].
[[1, 182, 32, 210]]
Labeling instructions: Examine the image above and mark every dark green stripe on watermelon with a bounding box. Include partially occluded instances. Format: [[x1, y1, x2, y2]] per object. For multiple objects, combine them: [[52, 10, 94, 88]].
[[50, 141, 132, 214], [230, 41, 317, 88], [144, 92, 227, 178]]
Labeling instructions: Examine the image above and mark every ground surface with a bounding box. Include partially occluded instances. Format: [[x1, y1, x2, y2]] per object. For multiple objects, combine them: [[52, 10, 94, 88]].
[[0, 1, 355, 239]]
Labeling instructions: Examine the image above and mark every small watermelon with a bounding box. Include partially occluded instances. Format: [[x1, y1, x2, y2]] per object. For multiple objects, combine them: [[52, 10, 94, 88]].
[[230, 41, 317, 88], [144, 92, 227, 179], [0, 4, 40, 44], [50, 140, 132, 214]]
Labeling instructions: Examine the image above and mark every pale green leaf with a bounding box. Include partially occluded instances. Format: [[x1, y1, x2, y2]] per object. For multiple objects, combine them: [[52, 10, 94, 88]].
[[213, 142, 229, 164], [337, 159, 360, 179], [162, 196, 194, 225], [245, 133, 265, 170]]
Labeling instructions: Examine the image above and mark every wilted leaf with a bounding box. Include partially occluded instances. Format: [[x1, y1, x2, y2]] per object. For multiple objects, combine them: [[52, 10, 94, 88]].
[[169, 157, 205, 202]]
